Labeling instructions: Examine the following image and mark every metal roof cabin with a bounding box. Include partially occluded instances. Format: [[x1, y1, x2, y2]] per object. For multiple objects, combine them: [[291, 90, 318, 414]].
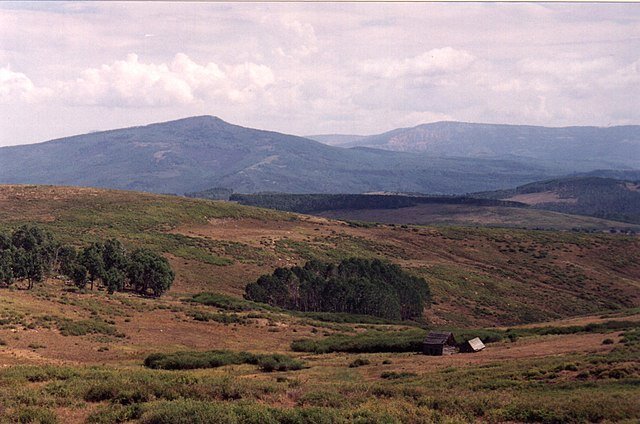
[[423, 331, 457, 356], [459, 337, 486, 353]]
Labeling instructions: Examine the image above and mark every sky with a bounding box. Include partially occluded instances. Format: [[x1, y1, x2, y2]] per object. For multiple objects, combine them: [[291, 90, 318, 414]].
[[0, 2, 639, 146]]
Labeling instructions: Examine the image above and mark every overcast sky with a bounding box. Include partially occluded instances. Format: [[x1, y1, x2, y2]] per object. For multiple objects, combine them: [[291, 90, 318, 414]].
[[1, 2, 639, 146]]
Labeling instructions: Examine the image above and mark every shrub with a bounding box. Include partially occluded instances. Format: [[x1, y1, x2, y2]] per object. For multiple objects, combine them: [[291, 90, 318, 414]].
[[189, 292, 270, 312], [86, 404, 144, 424], [57, 318, 117, 337], [13, 406, 58, 424], [348, 358, 371, 368], [255, 354, 304, 372], [292, 329, 426, 354], [188, 311, 246, 324], [380, 371, 417, 380], [143, 350, 303, 372]]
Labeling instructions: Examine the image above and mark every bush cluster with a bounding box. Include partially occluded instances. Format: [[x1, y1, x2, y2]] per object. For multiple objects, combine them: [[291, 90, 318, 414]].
[[143, 350, 304, 372]]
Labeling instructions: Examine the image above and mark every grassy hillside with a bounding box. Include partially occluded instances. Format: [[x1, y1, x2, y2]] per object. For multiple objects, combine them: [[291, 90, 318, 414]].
[[225, 192, 640, 232], [475, 176, 640, 224], [0, 185, 639, 423], [316, 204, 640, 232], [1, 185, 638, 327]]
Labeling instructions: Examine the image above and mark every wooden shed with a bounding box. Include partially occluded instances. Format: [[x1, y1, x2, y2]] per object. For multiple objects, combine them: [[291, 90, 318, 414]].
[[459, 337, 486, 353], [423, 331, 457, 356]]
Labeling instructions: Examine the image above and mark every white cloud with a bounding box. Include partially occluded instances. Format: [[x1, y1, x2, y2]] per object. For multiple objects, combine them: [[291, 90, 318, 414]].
[[361, 47, 476, 78], [0, 66, 50, 103], [1, 2, 640, 145], [59, 53, 274, 107]]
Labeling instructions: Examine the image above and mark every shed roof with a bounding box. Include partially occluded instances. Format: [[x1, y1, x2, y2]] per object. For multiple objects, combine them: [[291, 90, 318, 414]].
[[465, 337, 486, 351], [424, 331, 455, 345]]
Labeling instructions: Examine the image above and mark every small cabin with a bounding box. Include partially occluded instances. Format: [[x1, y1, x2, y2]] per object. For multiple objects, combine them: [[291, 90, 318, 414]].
[[423, 331, 457, 356], [459, 337, 486, 353]]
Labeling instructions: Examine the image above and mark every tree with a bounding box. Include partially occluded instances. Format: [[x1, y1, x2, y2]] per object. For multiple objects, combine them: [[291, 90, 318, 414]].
[[102, 239, 128, 272], [127, 249, 174, 296], [80, 243, 105, 290], [245, 258, 431, 320], [0, 248, 14, 286], [70, 263, 89, 290], [103, 267, 125, 294], [12, 249, 44, 289], [56, 245, 77, 276]]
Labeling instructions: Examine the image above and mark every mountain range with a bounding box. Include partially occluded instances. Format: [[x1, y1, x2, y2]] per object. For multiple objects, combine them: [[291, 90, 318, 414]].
[[0, 116, 637, 195], [308, 121, 640, 170]]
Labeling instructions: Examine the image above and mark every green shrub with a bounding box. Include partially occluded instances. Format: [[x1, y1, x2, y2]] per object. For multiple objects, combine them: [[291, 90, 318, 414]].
[[86, 404, 144, 424], [255, 354, 304, 372], [189, 292, 271, 312], [13, 406, 58, 424], [188, 311, 247, 324], [348, 358, 371, 368], [292, 329, 426, 354], [143, 350, 303, 372], [56, 318, 117, 337], [380, 371, 417, 380]]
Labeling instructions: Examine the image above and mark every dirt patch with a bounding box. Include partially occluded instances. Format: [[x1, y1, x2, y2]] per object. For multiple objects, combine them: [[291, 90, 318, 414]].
[[506, 191, 577, 205]]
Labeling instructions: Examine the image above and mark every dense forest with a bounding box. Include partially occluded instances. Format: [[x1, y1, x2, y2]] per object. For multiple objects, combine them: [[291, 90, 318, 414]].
[[228, 193, 525, 214], [244, 258, 431, 321], [475, 177, 640, 224], [0, 225, 174, 296], [185, 187, 234, 200]]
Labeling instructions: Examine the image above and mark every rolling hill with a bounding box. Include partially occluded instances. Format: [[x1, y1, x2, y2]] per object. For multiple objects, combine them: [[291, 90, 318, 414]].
[[310, 121, 640, 170], [0, 184, 639, 423], [1, 184, 638, 327], [474, 176, 640, 224], [217, 192, 639, 232], [0, 116, 577, 195]]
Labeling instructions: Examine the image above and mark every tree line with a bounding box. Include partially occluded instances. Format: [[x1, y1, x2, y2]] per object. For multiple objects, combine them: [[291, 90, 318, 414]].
[[0, 225, 174, 296], [245, 258, 431, 321], [229, 193, 525, 214]]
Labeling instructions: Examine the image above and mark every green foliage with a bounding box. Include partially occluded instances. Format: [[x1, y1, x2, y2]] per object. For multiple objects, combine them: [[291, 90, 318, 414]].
[[245, 258, 431, 321], [292, 329, 427, 354], [143, 350, 304, 372], [292, 323, 618, 354], [12, 406, 58, 424], [231, 193, 525, 214], [188, 311, 247, 325], [0, 225, 58, 289], [0, 225, 174, 297], [380, 372, 417, 380], [189, 292, 271, 312], [348, 358, 371, 368], [69, 263, 89, 289], [127, 248, 175, 296], [476, 176, 640, 225], [506, 320, 640, 339], [56, 318, 118, 337]]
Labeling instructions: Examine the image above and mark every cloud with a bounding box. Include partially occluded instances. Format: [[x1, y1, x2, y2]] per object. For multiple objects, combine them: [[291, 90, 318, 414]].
[[0, 66, 50, 103], [58, 53, 275, 107], [361, 47, 476, 78]]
